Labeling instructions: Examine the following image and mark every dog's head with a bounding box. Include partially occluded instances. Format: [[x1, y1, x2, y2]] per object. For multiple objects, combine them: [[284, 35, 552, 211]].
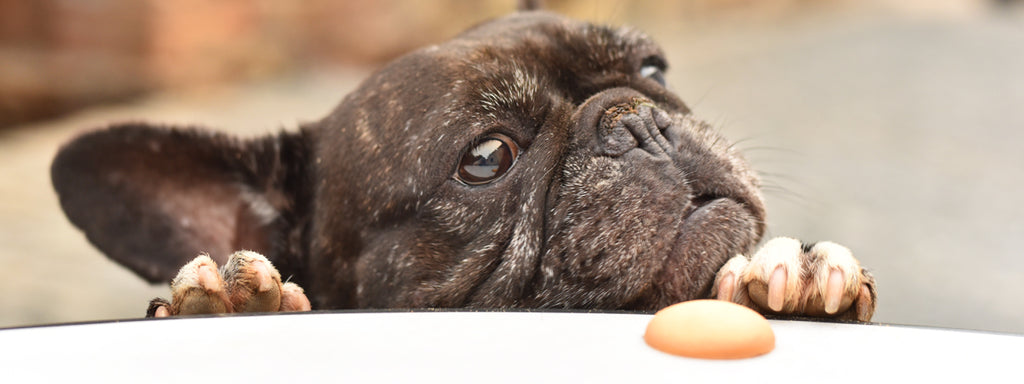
[[52, 11, 765, 311]]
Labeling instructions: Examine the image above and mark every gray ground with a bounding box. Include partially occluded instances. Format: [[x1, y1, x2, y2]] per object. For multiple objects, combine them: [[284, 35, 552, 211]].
[[2, 5, 1023, 333]]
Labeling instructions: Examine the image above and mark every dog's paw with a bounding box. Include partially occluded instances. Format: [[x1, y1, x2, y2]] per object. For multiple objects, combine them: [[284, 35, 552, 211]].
[[145, 251, 311, 317], [712, 237, 876, 321]]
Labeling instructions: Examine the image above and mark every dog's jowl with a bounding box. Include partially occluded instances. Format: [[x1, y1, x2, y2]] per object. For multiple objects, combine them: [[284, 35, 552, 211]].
[[51, 10, 875, 321]]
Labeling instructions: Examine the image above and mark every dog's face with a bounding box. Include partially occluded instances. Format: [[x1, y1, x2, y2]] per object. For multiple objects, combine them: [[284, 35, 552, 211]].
[[52, 11, 765, 311]]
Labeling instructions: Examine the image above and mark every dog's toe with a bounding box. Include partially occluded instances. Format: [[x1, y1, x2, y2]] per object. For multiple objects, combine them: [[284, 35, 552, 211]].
[[744, 237, 804, 314], [713, 237, 876, 321], [280, 282, 312, 312], [145, 252, 312, 317], [712, 255, 751, 307], [221, 251, 284, 313], [163, 255, 232, 316]]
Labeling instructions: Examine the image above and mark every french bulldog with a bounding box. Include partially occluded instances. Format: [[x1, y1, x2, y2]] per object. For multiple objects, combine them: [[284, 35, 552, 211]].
[[51, 8, 876, 321]]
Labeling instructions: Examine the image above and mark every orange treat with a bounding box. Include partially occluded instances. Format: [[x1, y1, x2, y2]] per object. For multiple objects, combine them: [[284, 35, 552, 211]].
[[644, 299, 775, 359]]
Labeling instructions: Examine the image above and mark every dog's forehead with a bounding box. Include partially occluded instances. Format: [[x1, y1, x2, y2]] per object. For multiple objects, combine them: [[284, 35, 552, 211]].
[[446, 12, 662, 75], [456, 12, 654, 50], [329, 12, 664, 134], [415, 12, 665, 131]]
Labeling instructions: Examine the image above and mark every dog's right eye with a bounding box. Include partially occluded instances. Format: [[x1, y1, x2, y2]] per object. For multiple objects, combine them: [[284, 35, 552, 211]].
[[455, 133, 520, 185], [640, 55, 667, 87]]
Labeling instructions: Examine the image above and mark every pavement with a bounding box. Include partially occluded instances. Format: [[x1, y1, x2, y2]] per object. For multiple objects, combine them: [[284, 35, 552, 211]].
[[2, 4, 1023, 333]]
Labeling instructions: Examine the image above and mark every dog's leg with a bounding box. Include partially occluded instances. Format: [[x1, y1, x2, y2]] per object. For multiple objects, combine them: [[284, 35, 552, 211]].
[[712, 237, 876, 321], [146, 251, 311, 317]]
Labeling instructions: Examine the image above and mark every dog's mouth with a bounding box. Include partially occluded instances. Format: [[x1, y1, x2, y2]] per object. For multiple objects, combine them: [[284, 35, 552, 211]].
[[678, 194, 761, 248], [647, 193, 763, 306], [682, 194, 760, 227], [683, 195, 721, 220]]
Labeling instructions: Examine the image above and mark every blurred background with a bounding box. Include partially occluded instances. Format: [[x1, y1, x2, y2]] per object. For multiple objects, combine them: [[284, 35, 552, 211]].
[[2, 0, 1023, 333]]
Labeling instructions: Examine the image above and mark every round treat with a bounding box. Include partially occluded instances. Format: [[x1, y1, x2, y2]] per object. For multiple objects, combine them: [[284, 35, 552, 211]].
[[644, 300, 775, 359]]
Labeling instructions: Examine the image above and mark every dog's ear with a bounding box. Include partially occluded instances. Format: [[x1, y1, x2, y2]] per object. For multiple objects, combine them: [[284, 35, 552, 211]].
[[51, 124, 312, 283]]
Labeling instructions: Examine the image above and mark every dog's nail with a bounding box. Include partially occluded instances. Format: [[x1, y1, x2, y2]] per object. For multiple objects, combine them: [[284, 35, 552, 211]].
[[825, 268, 844, 314], [251, 260, 275, 293], [280, 282, 312, 312], [154, 306, 170, 318], [856, 284, 874, 322], [767, 266, 786, 312], [717, 272, 735, 301], [197, 264, 222, 291]]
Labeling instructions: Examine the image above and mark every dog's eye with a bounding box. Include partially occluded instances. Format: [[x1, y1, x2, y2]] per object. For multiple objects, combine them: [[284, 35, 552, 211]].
[[455, 134, 520, 185], [640, 56, 667, 86]]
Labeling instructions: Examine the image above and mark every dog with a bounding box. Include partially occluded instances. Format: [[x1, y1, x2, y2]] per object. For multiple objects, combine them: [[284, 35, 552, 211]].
[[51, 6, 876, 321]]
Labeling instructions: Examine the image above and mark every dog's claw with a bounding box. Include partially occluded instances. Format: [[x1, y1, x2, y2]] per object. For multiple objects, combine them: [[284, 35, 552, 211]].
[[197, 263, 222, 291], [767, 266, 787, 312], [280, 282, 312, 312], [712, 237, 876, 321], [145, 251, 312, 318], [824, 268, 844, 314], [717, 272, 735, 303], [146, 297, 172, 318], [154, 305, 170, 318], [855, 284, 875, 322]]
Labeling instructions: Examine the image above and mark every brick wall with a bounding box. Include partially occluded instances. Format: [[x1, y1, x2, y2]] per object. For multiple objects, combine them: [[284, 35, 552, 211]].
[[0, 0, 885, 127], [0, 0, 494, 127]]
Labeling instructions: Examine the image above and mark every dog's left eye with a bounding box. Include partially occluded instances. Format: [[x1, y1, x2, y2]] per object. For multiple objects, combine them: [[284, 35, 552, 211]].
[[455, 133, 520, 185], [640, 56, 667, 86]]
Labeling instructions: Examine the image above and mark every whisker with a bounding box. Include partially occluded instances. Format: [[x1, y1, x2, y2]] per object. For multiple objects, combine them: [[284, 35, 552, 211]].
[[589, 0, 627, 25], [762, 182, 827, 208], [726, 136, 762, 150], [759, 184, 807, 200], [707, 115, 736, 148], [736, 146, 802, 155], [757, 171, 807, 187], [610, 0, 627, 24], [688, 86, 717, 111]]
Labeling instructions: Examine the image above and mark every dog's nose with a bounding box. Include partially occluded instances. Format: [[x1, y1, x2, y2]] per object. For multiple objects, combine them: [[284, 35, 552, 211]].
[[575, 87, 676, 158], [597, 100, 675, 157]]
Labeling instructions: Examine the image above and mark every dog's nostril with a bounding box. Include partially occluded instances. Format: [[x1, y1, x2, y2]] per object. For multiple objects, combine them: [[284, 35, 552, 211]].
[[602, 127, 637, 156], [597, 100, 651, 157], [599, 116, 639, 157], [653, 108, 672, 132]]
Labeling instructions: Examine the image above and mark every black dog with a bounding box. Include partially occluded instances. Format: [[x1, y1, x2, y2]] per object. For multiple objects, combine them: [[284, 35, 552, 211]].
[[51, 8, 875, 320]]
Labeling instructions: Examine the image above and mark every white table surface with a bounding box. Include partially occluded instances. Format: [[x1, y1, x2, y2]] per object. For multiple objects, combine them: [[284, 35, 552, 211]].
[[1, 311, 1020, 382]]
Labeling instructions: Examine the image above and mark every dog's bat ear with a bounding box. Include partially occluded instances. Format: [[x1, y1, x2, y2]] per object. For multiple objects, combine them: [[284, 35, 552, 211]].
[[51, 123, 312, 283], [517, 0, 543, 11]]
